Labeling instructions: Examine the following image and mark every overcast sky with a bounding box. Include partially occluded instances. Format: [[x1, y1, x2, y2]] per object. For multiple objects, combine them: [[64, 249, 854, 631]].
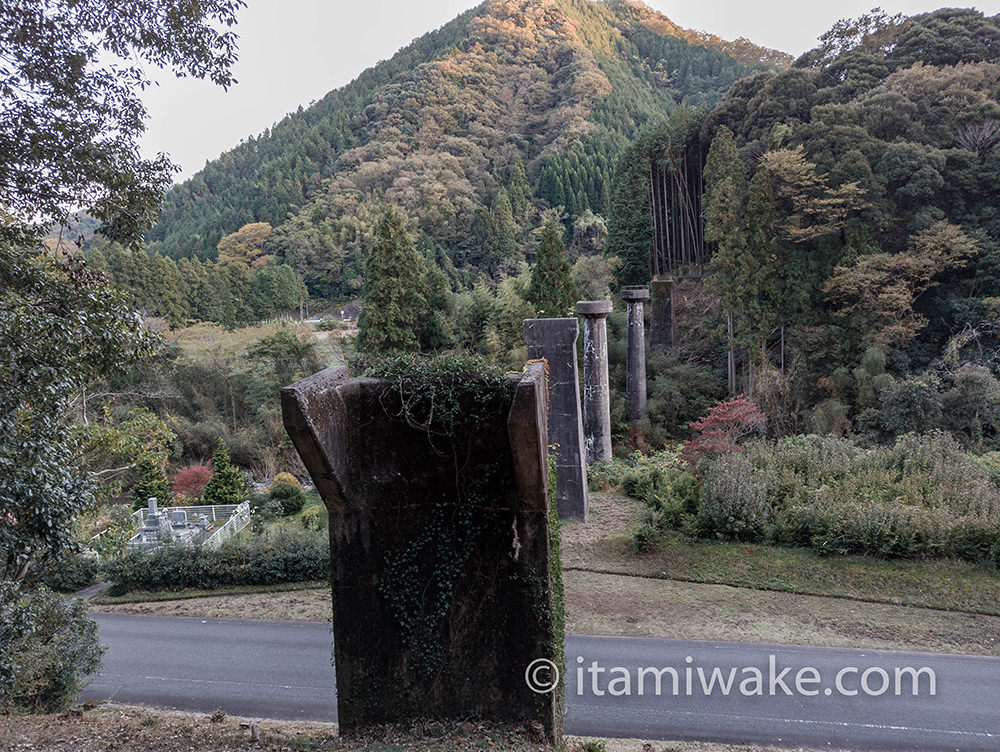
[[139, 0, 1000, 182]]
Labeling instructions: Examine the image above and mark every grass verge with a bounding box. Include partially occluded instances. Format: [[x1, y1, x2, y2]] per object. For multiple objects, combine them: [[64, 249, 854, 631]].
[[564, 493, 1000, 616]]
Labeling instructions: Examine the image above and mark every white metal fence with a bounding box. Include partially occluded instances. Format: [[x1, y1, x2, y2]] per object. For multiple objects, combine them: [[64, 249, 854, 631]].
[[88, 502, 251, 555], [201, 501, 252, 550]]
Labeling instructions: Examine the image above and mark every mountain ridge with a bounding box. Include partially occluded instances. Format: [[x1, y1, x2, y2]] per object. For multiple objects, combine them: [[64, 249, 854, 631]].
[[148, 0, 790, 293]]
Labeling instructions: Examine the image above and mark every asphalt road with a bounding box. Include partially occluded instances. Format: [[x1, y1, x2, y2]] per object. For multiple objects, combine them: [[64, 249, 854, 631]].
[[84, 613, 1000, 751]]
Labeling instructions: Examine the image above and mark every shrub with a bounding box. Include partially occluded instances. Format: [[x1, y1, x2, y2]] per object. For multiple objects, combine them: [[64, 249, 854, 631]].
[[270, 472, 302, 491], [270, 481, 306, 516], [0, 585, 104, 713], [697, 453, 769, 540], [102, 529, 329, 592], [172, 463, 212, 501], [613, 432, 1000, 563], [697, 432, 1000, 562], [300, 504, 327, 531], [314, 318, 347, 332], [31, 555, 100, 594], [249, 491, 282, 534], [203, 443, 247, 506], [595, 450, 701, 549], [859, 373, 944, 441], [942, 364, 1000, 448], [680, 395, 766, 471]]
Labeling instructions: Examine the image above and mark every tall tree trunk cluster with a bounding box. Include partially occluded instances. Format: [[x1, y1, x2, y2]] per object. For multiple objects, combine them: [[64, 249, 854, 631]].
[[647, 149, 704, 279]]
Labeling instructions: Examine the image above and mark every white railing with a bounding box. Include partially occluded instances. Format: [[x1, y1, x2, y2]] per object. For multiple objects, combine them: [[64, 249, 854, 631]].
[[201, 501, 252, 550], [103, 504, 242, 544], [158, 503, 242, 523]]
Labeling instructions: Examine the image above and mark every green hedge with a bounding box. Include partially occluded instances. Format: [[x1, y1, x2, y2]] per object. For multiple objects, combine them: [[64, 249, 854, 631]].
[[31, 555, 100, 594], [102, 529, 329, 592]]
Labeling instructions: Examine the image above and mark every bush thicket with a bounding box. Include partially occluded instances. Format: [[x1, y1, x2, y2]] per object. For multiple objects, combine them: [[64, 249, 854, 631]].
[[30, 555, 100, 594], [609, 432, 1000, 563], [0, 586, 104, 713], [270, 481, 306, 516], [102, 529, 329, 592]]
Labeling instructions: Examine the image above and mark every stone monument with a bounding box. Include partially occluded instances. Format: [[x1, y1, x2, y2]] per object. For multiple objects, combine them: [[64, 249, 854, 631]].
[[523, 318, 588, 522], [575, 301, 613, 465], [281, 361, 561, 741]]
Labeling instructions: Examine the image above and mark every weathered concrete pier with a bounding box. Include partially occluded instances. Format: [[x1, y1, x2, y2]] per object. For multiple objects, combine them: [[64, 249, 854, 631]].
[[576, 300, 613, 465], [523, 317, 588, 522], [621, 286, 650, 422]]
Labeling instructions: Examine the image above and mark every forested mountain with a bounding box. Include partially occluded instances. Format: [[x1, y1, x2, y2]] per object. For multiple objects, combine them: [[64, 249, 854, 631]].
[[608, 8, 1000, 441], [147, 0, 789, 298]]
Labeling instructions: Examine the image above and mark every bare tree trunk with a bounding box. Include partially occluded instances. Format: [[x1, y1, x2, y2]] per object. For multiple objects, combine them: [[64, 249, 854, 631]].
[[727, 313, 736, 396], [780, 325, 785, 374], [663, 167, 670, 273], [648, 164, 659, 280], [669, 278, 677, 347]]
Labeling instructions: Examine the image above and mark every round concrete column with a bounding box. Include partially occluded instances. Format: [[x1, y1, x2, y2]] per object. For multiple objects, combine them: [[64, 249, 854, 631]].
[[621, 286, 650, 422], [576, 300, 613, 465]]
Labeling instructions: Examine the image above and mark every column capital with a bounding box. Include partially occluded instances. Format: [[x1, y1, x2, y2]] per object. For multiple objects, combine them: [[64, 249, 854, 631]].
[[621, 285, 650, 302], [576, 300, 613, 318]]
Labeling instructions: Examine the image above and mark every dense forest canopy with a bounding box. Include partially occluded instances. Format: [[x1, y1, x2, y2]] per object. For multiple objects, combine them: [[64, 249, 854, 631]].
[[608, 7, 1000, 444], [145, 0, 789, 302]]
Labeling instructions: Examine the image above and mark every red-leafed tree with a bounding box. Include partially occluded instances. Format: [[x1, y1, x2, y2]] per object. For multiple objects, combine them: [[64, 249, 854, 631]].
[[172, 463, 212, 502], [681, 395, 767, 471]]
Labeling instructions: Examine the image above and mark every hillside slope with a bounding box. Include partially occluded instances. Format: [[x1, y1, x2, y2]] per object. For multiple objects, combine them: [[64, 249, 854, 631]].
[[148, 0, 789, 297]]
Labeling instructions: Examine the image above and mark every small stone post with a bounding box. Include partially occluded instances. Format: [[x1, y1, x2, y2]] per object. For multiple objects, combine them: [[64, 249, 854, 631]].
[[576, 301, 613, 465], [621, 286, 650, 422], [523, 317, 588, 522]]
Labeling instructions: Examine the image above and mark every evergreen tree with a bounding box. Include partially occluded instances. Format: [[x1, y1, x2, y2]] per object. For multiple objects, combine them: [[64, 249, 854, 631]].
[[148, 253, 189, 327], [87, 247, 110, 277], [528, 222, 578, 317], [130, 458, 171, 511], [742, 167, 782, 343], [480, 189, 521, 274], [704, 126, 748, 395], [606, 142, 654, 285], [507, 156, 532, 219], [202, 443, 247, 506], [357, 208, 429, 353], [420, 255, 454, 351]]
